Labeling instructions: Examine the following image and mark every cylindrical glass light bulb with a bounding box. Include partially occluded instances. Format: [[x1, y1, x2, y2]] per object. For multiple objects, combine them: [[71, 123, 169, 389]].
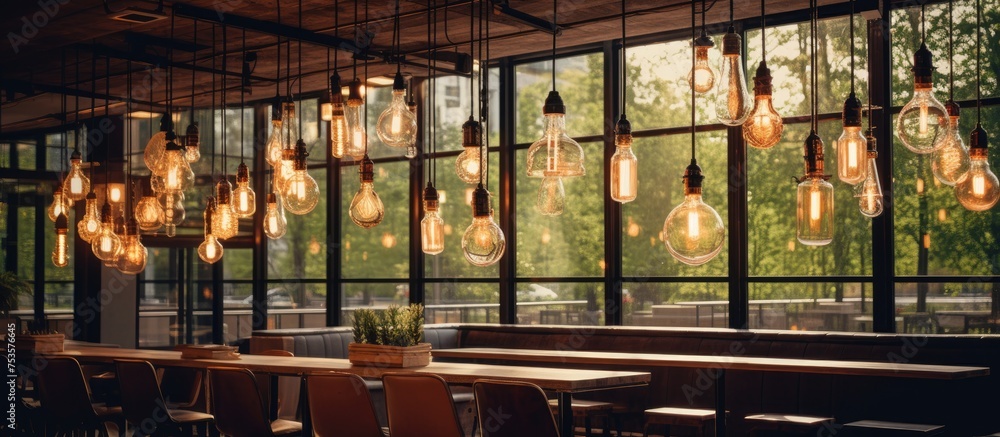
[[344, 104, 367, 161], [610, 115, 637, 203], [52, 213, 69, 268], [117, 221, 147, 275], [796, 178, 835, 245], [213, 179, 240, 240], [837, 126, 868, 185], [233, 162, 256, 218], [161, 191, 186, 238], [185, 122, 200, 163], [331, 103, 350, 159], [421, 184, 445, 255]]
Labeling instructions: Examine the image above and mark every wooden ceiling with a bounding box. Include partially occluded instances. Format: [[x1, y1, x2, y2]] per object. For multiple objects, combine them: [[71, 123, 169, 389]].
[[0, 0, 846, 133]]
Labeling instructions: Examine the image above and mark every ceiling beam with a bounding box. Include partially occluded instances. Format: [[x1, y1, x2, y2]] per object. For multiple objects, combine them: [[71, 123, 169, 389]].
[[90, 44, 277, 83]]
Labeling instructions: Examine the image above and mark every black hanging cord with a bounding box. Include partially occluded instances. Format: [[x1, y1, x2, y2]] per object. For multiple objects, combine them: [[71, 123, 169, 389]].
[[701, 0, 708, 35], [364, 0, 369, 155], [477, 0, 484, 123], [276, 0, 282, 99], [192, 19, 198, 114], [89, 49, 97, 192], [621, 0, 626, 116], [849, 0, 855, 93], [920, 4, 926, 43], [948, 0, 954, 102], [241, 28, 247, 164], [976, 0, 982, 122], [470, 0, 476, 118], [334, 0, 339, 72], [73, 48, 79, 157], [169, 10, 175, 116], [353, 0, 359, 81], [690, 0, 696, 160], [212, 24, 217, 183], [298, 0, 303, 140], [105, 53, 111, 201], [551, 0, 557, 92], [394, 0, 401, 73], [427, 0, 434, 185], [222, 24, 228, 178], [485, 3, 491, 187], [761, 0, 766, 60], [812, 0, 818, 131]]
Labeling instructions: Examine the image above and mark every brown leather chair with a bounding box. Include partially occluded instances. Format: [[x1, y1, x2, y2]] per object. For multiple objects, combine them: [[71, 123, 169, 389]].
[[474, 379, 559, 437], [115, 359, 215, 436], [159, 367, 203, 410], [306, 372, 385, 437], [36, 356, 124, 437], [256, 349, 300, 420], [383, 373, 465, 437], [208, 367, 302, 437]]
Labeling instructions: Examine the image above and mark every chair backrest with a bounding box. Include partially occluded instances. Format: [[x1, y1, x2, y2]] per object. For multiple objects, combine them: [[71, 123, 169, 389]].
[[474, 379, 560, 437], [115, 359, 171, 431], [307, 372, 384, 437], [209, 367, 274, 437], [257, 349, 299, 420], [383, 373, 464, 437], [36, 356, 98, 427], [159, 367, 203, 408]]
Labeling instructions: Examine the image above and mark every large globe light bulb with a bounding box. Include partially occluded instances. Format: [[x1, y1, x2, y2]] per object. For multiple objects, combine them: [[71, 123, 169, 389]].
[[349, 155, 385, 229], [526, 92, 585, 179], [376, 73, 418, 151], [955, 125, 999, 211], [282, 140, 320, 215], [462, 185, 505, 267], [931, 102, 971, 186], [663, 161, 725, 266], [896, 43, 948, 154]]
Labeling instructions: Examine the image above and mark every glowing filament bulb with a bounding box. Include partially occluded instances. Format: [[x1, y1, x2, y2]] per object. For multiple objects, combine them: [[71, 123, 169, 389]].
[[263, 193, 287, 239], [63, 150, 90, 201], [931, 106, 971, 186], [856, 150, 884, 218], [421, 183, 445, 255], [954, 125, 999, 211], [77, 192, 102, 243], [610, 115, 638, 203], [349, 156, 385, 229], [232, 162, 256, 218], [52, 213, 69, 268]]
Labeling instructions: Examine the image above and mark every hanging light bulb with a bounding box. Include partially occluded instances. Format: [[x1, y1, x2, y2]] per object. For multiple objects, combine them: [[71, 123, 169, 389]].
[[662, 160, 726, 265], [955, 125, 1000, 211], [282, 140, 320, 215], [714, 26, 753, 126], [47, 186, 73, 223], [856, 129, 884, 218], [462, 184, 505, 267], [77, 191, 102, 243], [92, 203, 122, 262], [455, 117, 484, 184], [263, 193, 287, 239], [688, 31, 716, 94], [134, 181, 164, 232], [329, 73, 350, 159], [406, 90, 418, 158], [213, 178, 240, 240], [62, 150, 90, 201], [264, 102, 286, 167], [274, 148, 296, 193], [184, 121, 201, 163], [344, 78, 368, 160], [536, 175, 566, 216], [377, 72, 419, 151], [52, 212, 69, 268], [151, 135, 195, 194], [744, 61, 783, 149], [349, 155, 385, 229], [143, 113, 171, 172], [526, 91, 586, 178], [421, 182, 445, 255], [233, 162, 256, 218], [931, 101, 971, 186], [896, 43, 948, 154], [161, 191, 186, 238], [796, 131, 835, 245], [198, 200, 224, 264], [611, 114, 638, 202], [116, 219, 147, 275], [836, 93, 867, 184]]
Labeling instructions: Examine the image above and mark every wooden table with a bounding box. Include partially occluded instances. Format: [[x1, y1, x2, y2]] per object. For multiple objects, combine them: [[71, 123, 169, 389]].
[[432, 347, 990, 436], [48, 346, 650, 437]]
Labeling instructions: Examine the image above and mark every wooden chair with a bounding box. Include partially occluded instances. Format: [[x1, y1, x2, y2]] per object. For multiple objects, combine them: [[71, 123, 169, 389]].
[[208, 367, 302, 437], [474, 379, 559, 437], [643, 407, 717, 437], [306, 372, 385, 437], [547, 398, 619, 437], [114, 359, 215, 436], [841, 420, 945, 436], [383, 373, 465, 437], [744, 413, 834, 436], [36, 356, 124, 437]]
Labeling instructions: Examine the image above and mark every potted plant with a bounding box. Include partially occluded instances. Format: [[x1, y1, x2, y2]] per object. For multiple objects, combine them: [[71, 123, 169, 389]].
[[0, 271, 30, 317], [349, 303, 431, 368], [0, 272, 63, 352]]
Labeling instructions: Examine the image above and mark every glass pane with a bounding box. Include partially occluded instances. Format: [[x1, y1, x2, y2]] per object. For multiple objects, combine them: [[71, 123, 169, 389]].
[[625, 37, 722, 130], [894, 282, 995, 334], [516, 53, 604, 144], [340, 282, 409, 326], [748, 282, 873, 332], [0, 142, 11, 168], [623, 282, 728, 327], [427, 69, 500, 153], [622, 132, 729, 277], [893, 106, 1000, 276], [515, 282, 604, 325], [425, 282, 500, 324], [747, 120, 872, 276], [265, 282, 327, 330], [17, 140, 36, 170], [268, 167, 328, 279], [341, 161, 409, 279]]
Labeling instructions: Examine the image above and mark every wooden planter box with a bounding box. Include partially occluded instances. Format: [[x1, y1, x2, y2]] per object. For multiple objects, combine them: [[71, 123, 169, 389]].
[[16, 333, 64, 353], [348, 342, 432, 368]]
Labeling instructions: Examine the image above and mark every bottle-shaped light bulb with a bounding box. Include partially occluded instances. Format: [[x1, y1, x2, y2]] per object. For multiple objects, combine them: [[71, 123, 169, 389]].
[[161, 191, 186, 238], [537, 175, 566, 216], [185, 121, 201, 163], [198, 202, 224, 264], [526, 91, 585, 178], [330, 73, 350, 159], [47, 186, 73, 223], [116, 220, 147, 275], [151, 135, 195, 194], [836, 93, 867, 185], [931, 101, 971, 186], [213, 178, 240, 240], [376, 72, 418, 151], [714, 27, 753, 126], [662, 160, 726, 266], [462, 184, 506, 267], [263, 193, 287, 239], [896, 44, 948, 154], [63, 150, 90, 201], [349, 155, 385, 229], [688, 31, 716, 94], [282, 141, 321, 216], [92, 203, 122, 262], [52, 213, 69, 268], [233, 162, 256, 218], [610, 114, 638, 202], [143, 112, 171, 172], [77, 192, 102, 243], [796, 131, 835, 245], [421, 182, 445, 255], [344, 78, 367, 160], [743, 61, 784, 149], [455, 117, 484, 184], [955, 124, 1000, 211]]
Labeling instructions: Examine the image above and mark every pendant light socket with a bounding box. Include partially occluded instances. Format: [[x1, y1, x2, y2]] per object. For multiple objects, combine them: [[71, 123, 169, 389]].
[[969, 124, 989, 156], [472, 184, 492, 217], [392, 71, 406, 91], [266, 192, 277, 205], [293, 139, 309, 171], [543, 91, 566, 115], [216, 178, 232, 205], [683, 159, 705, 194], [423, 182, 440, 209], [866, 128, 878, 154], [462, 116, 484, 148], [722, 26, 741, 56], [348, 78, 364, 106], [236, 162, 250, 184], [359, 155, 375, 183], [159, 112, 173, 132], [694, 30, 715, 49], [802, 131, 829, 177], [271, 100, 283, 122], [55, 212, 69, 232], [912, 43, 935, 88], [753, 61, 773, 96], [842, 92, 863, 127], [329, 73, 344, 104], [615, 114, 632, 135], [185, 122, 200, 147], [945, 100, 960, 117]]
